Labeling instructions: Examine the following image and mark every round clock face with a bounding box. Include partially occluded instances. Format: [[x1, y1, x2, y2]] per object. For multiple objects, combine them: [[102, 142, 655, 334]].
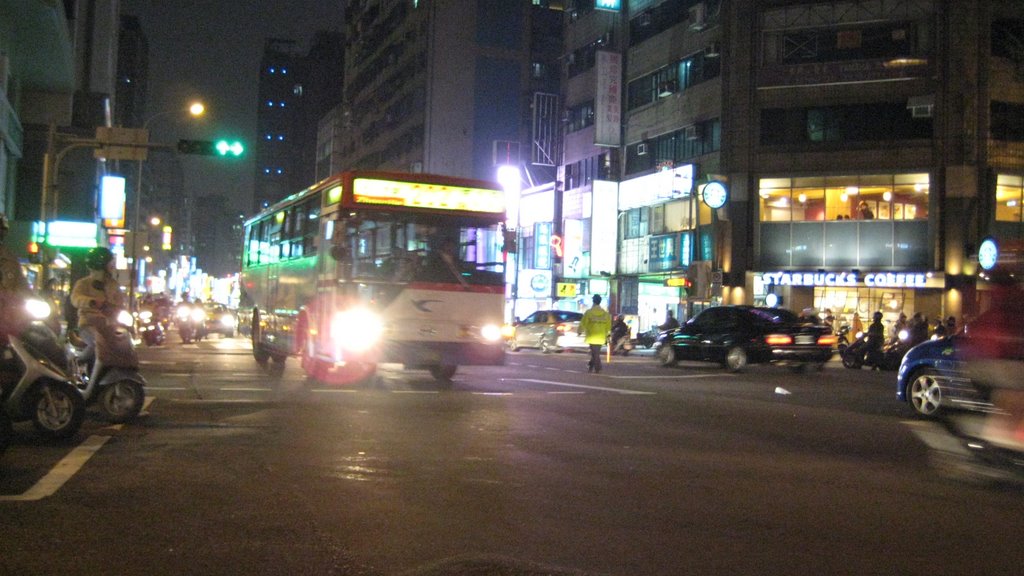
[[702, 181, 728, 209], [978, 237, 999, 271]]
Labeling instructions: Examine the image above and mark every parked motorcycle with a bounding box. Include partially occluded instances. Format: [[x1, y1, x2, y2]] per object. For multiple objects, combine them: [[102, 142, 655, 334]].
[[135, 309, 166, 347], [840, 330, 913, 371], [68, 308, 146, 423], [1, 298, 85, 439]]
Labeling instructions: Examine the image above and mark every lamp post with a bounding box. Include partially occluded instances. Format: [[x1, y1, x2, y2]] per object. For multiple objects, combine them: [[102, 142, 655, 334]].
[[128, 101, 205, 309]]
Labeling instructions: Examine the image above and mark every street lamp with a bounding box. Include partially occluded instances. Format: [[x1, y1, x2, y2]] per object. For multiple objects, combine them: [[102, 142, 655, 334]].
[[129, 101, 205, 309]]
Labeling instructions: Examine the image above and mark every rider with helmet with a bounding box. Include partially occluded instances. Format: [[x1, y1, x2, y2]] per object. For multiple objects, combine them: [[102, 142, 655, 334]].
[[71, 248, 127, 367]]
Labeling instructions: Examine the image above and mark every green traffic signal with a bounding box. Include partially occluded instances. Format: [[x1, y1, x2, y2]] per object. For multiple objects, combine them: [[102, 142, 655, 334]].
[[215, 140, 244, 156], [177, 139, 245, 157]]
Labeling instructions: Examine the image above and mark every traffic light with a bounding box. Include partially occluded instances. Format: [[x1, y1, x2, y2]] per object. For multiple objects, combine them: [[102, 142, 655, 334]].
[[26, 242, 41, 263], [177, 139, 245, 157]]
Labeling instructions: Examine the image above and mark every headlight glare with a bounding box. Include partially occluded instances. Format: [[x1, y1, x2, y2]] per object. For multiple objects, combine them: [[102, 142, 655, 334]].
[[331, 308, 382, 353], [24, 298, 52, 320], [116, 310, 134, 327], [481, 324, 502, 342], [220, 314, 237, 328]]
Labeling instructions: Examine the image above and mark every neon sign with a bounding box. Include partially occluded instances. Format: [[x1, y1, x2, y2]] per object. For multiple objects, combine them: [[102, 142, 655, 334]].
[[762, 271, 929, 288], [352, 178, 504, 213]]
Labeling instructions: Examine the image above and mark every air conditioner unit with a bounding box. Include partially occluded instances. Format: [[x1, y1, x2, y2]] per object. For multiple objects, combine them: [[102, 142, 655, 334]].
[[689, 3, 706, 30], [910, 105, 933, 118], [637, 143, 648, 156], [684, 125, 701, 141], [705, 41, 721, 58]]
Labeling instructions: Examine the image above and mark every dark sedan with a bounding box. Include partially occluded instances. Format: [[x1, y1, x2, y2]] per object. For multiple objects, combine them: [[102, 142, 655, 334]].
[[657, 306, 836, 372]]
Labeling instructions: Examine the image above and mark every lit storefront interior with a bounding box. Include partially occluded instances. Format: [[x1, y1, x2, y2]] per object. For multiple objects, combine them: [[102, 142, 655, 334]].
[[754, 172, 945, 328]]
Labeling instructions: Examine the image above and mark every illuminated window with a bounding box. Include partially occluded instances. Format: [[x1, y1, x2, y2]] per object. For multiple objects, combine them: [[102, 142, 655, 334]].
[[758, 174, 929, 222], [996, 174, 1024, 222]]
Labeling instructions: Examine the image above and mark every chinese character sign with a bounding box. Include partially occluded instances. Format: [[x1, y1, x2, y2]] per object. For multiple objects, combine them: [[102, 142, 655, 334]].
[[595, 51, 622, 147]]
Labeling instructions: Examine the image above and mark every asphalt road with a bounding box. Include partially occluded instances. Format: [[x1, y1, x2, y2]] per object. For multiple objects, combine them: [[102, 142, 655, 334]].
[[1, 338, 1022, 576]]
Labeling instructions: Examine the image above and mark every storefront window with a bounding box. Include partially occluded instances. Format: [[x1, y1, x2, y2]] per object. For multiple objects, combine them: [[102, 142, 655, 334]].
[[995, 174, 1024, 222], [758, 173, 930, 222]]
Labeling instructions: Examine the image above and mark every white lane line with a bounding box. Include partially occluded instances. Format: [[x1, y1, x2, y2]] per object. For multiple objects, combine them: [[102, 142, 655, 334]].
[[509, 378, 655, 395], [548, 391, 586, 395], [603, 373, 735, 380], [219, 387, 271, 392], [145, 386, 189, 391], [472, 392, 514, 396], [393, 390, 440, 394], [0, 435, 111, 502]]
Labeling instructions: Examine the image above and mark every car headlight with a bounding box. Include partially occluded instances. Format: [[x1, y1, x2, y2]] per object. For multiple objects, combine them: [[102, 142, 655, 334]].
[[480, 324, 502, 342], [898, 329, 909, 341], [331, 308, 382, 354], [220, 314, 237, 328], [139, 310, 153, 322], [176, 307, 191, 320], [190, 308, 207, 322], [116, 310, 134, 327], [24, 298, 52, 320]]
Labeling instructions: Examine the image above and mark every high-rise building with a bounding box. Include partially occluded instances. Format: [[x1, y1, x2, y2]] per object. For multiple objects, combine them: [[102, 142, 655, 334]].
[[254, 33, 344, 212], [340, 0, 563, 182]]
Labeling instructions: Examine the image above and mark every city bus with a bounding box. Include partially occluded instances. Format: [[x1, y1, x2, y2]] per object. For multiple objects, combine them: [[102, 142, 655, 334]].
[[240, 171, 508, 385]]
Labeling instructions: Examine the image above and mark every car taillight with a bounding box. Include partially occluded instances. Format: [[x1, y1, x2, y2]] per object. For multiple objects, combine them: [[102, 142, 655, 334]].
[[817, 334, 838, 346], [765, 334, 793, 346]]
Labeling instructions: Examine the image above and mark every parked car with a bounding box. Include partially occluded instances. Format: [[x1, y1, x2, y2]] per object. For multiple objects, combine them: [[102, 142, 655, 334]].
[[896, 335, 991, 417], [507, 310, 583, 353], [203, 304, 238, 338], [656, 306, 836, 372]]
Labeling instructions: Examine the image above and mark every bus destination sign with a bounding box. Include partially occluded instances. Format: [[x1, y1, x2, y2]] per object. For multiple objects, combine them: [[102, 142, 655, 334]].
[[352, 177, 505, 213]]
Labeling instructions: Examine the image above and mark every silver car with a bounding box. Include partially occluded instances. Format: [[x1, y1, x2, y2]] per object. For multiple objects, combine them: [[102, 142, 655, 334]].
[[508, 310, 583, 353]]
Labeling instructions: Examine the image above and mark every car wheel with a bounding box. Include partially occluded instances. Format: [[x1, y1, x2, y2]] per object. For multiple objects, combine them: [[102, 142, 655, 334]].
[[540, 337, 553, 354], [429, 364, 457, 381], [841, 350, 862, 369], [908, 369, 943, 417], [657, 344, 676, 367], [508, 338, 519, 352], [725, 347, 748, 372]]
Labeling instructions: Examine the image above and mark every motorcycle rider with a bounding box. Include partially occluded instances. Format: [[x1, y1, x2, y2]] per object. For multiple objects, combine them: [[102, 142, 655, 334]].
[[610, 314, 630, 355], [71, 247, 128, 373], [659, 310, 680, 331]]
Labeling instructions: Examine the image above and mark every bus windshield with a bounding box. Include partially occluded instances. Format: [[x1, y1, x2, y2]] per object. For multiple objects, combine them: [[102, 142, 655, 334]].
[[337, 211, 506, 287]]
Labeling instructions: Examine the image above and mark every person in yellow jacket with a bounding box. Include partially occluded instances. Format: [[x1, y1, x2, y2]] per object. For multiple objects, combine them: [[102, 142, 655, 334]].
[[578, 294, 612, 373]]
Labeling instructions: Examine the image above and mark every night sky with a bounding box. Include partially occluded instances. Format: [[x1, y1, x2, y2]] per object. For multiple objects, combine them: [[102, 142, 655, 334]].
[[121, 0, 345, 214]]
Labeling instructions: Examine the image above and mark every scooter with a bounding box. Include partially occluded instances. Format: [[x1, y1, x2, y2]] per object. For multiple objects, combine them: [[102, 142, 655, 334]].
[[175, 302, 206, 344], [611, 330, 633, 356], [908, 402, 1024, 486], [0, 298, 85, 439], [135, 309, 166, 347], [840, 330, 914, 371], [835, 324, 852, 354], [68, 308, 146, 423]]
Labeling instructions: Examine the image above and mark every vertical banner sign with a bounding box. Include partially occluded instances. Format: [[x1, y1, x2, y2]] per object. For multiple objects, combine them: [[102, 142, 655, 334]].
[[590, 181, 619, 276], [100, 175, 126, 228], [594, 51, 622, 147], [562, 219, 585, 278], [534, 222, 552, 269]]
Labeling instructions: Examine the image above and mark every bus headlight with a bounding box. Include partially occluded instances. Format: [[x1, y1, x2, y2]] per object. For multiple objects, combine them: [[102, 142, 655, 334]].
[[480, 324, 502, 342], [331, 308, 383, 353], [24, 298, 52, 320]]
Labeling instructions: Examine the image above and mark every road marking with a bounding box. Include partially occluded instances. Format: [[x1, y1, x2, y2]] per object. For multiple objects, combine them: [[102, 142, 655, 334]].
[[393, 390, 440, 394], [473, 392, 514, 396], [509, 378, 655, 395], [310, 389, 359, 394], [603, 373, 735, 380], [0, 435, 111, 502]]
